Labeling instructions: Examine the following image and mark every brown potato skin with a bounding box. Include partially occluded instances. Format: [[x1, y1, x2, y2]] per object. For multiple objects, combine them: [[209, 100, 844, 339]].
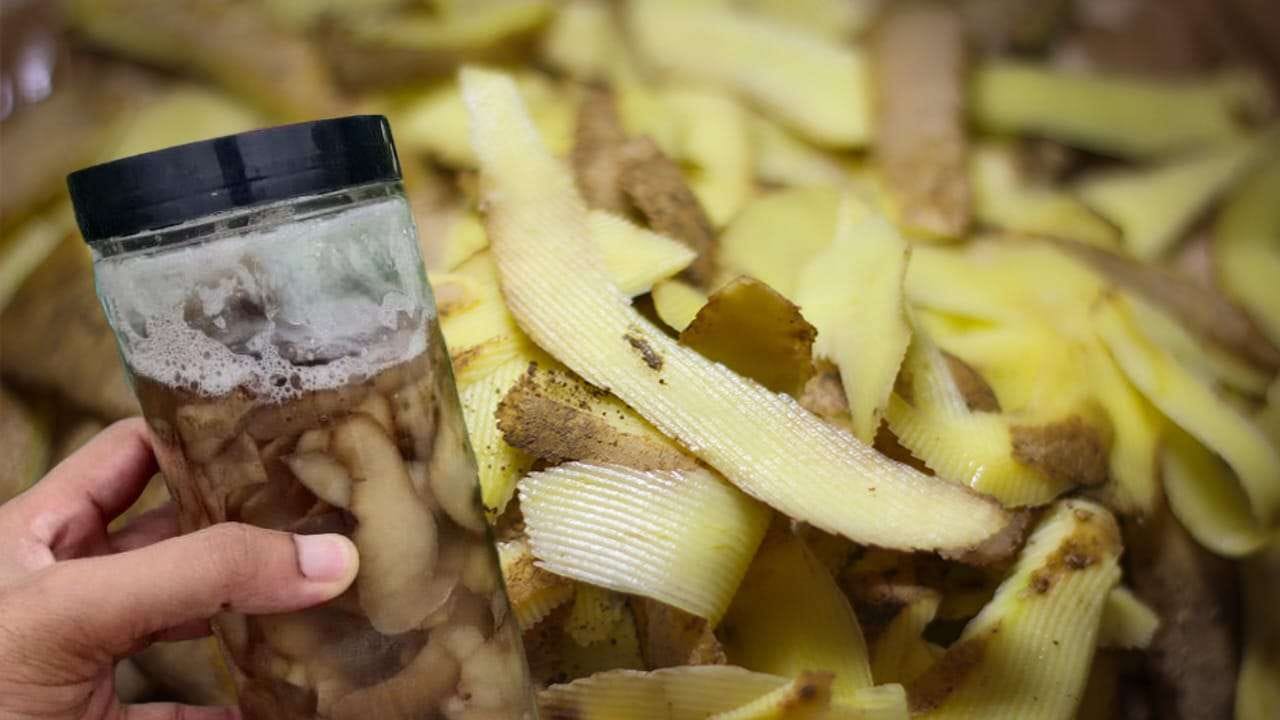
[[2, 238, 139, 420], [629, 597, 726, 669], [873, 1, 971, 239], [496, 366, 696, 472], [618, 137, 718, 287], [1122, 506, 1239, 720], [679, 277, 817, 397], [572, 86, 629, 213]]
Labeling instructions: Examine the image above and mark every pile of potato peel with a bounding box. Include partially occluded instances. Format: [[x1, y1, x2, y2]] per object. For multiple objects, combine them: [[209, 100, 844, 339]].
[[2, 1, 1280, 718]]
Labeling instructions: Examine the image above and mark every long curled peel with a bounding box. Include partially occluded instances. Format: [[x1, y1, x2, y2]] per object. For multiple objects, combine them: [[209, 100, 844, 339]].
[[461, 66, 1009, 553]]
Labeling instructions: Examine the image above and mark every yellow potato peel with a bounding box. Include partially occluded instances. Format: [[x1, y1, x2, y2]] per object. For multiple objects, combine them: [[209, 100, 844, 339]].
[[461, 66, 1009, 552]]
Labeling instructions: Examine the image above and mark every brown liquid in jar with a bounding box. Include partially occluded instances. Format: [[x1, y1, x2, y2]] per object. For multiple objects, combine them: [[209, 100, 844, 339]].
[[135, 326, 534, 720]]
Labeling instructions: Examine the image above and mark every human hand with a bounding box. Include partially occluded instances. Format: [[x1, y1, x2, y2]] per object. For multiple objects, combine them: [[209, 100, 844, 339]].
[[0, 418, 360, 720]]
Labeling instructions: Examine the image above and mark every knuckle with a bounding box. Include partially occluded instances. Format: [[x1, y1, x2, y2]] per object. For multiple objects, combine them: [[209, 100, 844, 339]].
[[203, 523, 263, 591]]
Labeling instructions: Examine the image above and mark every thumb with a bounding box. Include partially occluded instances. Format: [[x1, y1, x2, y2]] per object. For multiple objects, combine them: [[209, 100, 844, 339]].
[[36, 523, 358, 658]]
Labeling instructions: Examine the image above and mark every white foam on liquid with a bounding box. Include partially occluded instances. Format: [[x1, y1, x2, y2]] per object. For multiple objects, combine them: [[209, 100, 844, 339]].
[[96, 195, 433, 402]]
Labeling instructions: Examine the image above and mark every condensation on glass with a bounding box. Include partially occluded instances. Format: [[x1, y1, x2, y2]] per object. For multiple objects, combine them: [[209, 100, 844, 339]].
[[71, 117, 537, 720]]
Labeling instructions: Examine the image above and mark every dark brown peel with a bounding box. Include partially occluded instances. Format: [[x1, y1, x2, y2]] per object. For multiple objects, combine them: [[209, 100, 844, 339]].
[[617, 136, 717, 286], [1123, 506, 1239, 720], [679, 277, 817, 397], [571, 86, 629, 213], [961, 0, 1071, 54], [496, 368, 695, 472]]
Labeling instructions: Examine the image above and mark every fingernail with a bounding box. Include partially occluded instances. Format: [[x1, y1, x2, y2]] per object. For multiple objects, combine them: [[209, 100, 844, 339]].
[[294, 534, 357, 582]]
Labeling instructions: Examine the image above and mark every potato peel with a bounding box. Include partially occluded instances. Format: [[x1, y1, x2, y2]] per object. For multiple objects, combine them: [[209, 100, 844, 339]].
[[572, 86, 628, 212], [496, 364, 696, 472], [1237, 539, 1280, 720], [1215, 150, 1280, 350], [857, 585, 942, 685], [1124, 503, 1240, 720], [907, 500, 1121, 719], [796, 196, 911, 443], [660, 86, 754, 227], [498, 538, 574, 630], [1162, 427, 1270, 558], [630, 597, 727, 669], [751, 115, 847, 188], [565, 584, 629, 647], [705, 671, 833, 720], [1078, 132, 1268, 260], [540, 0, 618, 82], [525, 602, 646, 683], [1122, 293, 1272, 398], [617, 136, 718, 286], [737, 0, 876, 40], [652, 279, 709, 333], [331, 413, 438, 635], [538, 666, 796, 720], [719, 526, 874, 701], [971, 62, 1258, 158], [679, 277, 817, 397], [626, 0, 870, 148], [873, 2, 970, 239], [1094, 295, 1280, 527], [1056, 237, 1280, 373], [67, 0, 340, 121], [885, 331, 1087, 507], [1097, 586, 1159, 650], [719, 187, 842, 300], [458, 357, 534, 519], [462, 67, 1010, 553], [969, 144, 1119, 247], [519, 462, 770, 622]]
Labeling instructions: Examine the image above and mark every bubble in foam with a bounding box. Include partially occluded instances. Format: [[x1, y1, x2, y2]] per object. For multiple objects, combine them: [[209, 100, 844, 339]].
[[121, 311, 428, 402]]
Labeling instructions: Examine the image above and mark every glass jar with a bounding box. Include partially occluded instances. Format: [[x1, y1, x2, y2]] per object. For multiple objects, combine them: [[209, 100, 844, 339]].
[[67, 116, 537, 720]]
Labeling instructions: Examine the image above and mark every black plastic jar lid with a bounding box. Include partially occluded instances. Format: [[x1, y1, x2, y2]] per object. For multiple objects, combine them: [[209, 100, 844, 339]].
[[67, 115, 402, 245]]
